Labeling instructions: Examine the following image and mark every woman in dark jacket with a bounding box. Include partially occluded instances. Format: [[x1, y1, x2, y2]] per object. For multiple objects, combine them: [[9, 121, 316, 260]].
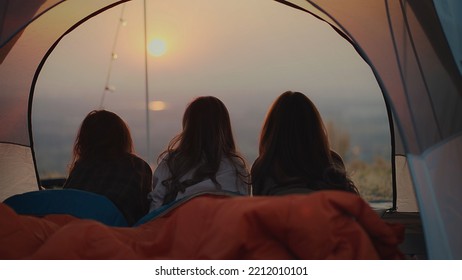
[[251, 91, 358, 196], [64, 110, 152, 225]]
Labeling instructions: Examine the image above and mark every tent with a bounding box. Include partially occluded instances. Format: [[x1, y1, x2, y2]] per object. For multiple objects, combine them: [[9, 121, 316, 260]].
[[0, 0, 461, 259]]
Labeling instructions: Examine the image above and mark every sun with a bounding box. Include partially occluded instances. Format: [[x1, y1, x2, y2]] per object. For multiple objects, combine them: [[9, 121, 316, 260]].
[[148, 39, 167, 57]]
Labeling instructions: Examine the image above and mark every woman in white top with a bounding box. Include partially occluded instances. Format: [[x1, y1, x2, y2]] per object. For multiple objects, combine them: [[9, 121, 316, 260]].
[[148, 96, 250, 211]]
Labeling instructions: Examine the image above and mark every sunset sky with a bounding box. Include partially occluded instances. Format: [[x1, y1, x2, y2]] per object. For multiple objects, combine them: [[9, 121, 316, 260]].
[[31, 0, 388, 176]]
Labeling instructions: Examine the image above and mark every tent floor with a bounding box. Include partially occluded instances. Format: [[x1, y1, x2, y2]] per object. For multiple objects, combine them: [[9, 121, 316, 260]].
[[381, 211, 427, 259]]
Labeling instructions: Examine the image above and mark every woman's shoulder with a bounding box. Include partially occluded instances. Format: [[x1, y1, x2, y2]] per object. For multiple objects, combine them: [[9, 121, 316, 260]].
[[221, 155, 247, 169], [154, 152, 173, 168], [125, 153, 146, 163], [123, 153, 152, 171], [152, 155, 172, 177]]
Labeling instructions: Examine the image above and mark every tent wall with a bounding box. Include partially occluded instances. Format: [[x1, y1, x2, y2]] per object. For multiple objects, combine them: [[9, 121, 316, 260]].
[[0, 143, 36, 201], [409, 134, 462, 259], [0, 0, 61, 63], [395, 155, 418, 212], [433, 0, 462, 75]]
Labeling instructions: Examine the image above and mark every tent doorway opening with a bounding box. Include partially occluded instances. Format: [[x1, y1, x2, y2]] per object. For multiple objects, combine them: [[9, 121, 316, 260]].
[[32, 0, 394, 209]]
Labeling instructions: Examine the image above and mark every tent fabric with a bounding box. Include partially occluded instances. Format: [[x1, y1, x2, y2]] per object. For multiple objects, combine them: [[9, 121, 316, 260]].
[[394, 155, 418, 212], [3, 189, 128, 227], [432, 0, 462, 76], [0, 143, 37, 201], [0, 0, 63, 63], [0, 0, 461, 259], [0, 191, 405, 260], [0, 0, 62, 47], [407, 134, 462, 259]]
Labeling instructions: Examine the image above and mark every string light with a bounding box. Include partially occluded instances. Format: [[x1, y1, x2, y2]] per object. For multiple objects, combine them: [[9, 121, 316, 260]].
[[99, 4, 126, 109], [105, 85, 116, 92]]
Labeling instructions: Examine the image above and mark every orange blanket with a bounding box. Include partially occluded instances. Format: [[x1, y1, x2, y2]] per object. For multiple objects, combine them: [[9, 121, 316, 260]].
[[0, 191, 404, 259]]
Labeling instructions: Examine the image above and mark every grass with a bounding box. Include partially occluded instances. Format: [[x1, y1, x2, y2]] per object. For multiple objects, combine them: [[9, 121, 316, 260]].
[[347, 156, 393, 202]]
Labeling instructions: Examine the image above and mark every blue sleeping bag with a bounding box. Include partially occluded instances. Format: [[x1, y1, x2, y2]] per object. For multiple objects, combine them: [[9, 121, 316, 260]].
[[3, 189, 128, 227]]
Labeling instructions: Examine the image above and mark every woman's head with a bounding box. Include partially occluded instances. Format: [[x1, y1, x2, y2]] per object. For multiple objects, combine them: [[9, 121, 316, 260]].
[[161, 96, 248, 203], [256, 91, 331, 180], [71, 110, 133, 165], [252, 91, 358, 194], [179, 96, 236, 160]]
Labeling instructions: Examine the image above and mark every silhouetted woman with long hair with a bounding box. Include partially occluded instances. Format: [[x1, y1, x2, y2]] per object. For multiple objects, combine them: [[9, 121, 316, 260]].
[[148, 96, 250, 211], [64, 110, 152, 225], [251, 91, 358, 195]]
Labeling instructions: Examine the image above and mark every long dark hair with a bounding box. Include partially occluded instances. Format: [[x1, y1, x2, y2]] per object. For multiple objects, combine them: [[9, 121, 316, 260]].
[[159, 96, 248, 204], [69, 110, 134, 171], [251, 91, 358, 194]]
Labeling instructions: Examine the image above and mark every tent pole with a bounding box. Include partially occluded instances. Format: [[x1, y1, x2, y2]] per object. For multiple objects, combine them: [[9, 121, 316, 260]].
[[143, 0, 151, 165]]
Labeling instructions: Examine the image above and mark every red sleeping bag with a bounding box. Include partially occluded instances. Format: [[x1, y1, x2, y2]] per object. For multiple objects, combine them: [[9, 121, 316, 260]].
[[0, 191, 404, 259]]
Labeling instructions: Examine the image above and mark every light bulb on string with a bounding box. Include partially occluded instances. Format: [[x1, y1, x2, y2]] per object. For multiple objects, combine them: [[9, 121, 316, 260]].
[[105, 85, 116, 92]]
